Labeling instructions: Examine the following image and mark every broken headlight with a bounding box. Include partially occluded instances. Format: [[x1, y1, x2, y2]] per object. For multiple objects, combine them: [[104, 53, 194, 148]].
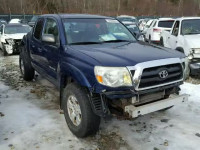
[[192, 48, 200, 54], [5, 39, 14, 45]]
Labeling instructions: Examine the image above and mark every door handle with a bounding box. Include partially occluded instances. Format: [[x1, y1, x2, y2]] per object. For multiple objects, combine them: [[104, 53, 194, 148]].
[[175, 41, 178, 43]]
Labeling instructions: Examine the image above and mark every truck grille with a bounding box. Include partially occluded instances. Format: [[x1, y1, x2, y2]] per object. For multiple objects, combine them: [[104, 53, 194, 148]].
[[138, 63, 183, 89]]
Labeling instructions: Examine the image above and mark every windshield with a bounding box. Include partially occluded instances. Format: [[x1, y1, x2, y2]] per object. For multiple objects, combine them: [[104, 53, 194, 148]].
[[63, 18, 136, 45], [5, 25, 31, 34], [158, 20, 174, 28], [181, 19, 200, 35], [118, 17, 136, 23]]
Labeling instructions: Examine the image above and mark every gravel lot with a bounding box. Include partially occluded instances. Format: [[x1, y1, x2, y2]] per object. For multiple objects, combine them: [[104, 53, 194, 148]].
[[0, 54, 200, 150]]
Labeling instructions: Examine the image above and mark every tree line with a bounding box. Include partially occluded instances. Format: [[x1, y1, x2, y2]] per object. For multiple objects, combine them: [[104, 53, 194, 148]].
[[0, 0, 200, 16]]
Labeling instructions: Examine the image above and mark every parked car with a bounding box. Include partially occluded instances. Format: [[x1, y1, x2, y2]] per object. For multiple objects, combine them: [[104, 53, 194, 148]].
[[0, 23, 31, 55], [28, 15, 39, 27], [0, 19, 7, 26], [117, 15, 138, 24], [145, 18, 175, 44], [125, 24, 144, 40], [160, 17, 200, 76], [9, 18, 21, 24], [20, 14, 188, 138], [142, 19, 154, 35], [138, 18, 150, 31]]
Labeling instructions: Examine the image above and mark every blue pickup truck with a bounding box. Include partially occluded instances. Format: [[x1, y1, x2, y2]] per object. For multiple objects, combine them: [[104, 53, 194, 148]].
[[20, 14, 188, 137]]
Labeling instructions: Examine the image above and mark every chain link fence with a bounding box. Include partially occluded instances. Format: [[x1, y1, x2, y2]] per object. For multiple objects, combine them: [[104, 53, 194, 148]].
[[0, 14, 35, 22]]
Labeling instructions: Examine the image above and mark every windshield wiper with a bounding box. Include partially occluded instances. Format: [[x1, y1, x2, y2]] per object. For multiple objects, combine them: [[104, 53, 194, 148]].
[[69, 42, 102, 45], [101, 40, 132, 43]]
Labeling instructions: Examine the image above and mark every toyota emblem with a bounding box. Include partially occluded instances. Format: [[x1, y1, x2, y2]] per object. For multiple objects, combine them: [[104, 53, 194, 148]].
[[159, 70, 168, 79]]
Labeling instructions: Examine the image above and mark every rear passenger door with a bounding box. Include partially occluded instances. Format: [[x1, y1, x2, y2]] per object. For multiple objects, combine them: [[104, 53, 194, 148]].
[[41, 18, 60, 79], [30, 18, 46, 69]]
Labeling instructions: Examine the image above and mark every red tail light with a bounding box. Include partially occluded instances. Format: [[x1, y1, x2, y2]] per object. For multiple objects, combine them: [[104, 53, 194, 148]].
[[153, 28, 161, 32]]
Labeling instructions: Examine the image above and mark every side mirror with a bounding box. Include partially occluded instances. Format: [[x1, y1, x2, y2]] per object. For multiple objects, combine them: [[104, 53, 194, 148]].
[[42, 34, 55, 44]]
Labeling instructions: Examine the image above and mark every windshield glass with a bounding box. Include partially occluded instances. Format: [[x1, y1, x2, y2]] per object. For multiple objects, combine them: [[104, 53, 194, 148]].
[[5, 25, 31, 34], [118, 17, 136, 23], [158, 20, 174, 28], [63, 18, 136, 44], [181, 19, 200, 35]]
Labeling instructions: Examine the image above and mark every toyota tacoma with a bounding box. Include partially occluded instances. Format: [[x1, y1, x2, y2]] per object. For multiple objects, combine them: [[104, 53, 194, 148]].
[[20, 14, 188, 137]]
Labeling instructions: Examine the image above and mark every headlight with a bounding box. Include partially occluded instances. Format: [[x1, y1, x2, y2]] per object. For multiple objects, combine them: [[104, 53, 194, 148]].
[[192, 48, 200, 54], [5, 39, 14, 45], [94, 66, 132, 87]]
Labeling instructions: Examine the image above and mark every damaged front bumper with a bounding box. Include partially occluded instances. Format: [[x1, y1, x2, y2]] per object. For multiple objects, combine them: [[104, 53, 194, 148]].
[[190, 60, 200, 76], [4, 39, 21, 54], [125, 94, 189, 118]]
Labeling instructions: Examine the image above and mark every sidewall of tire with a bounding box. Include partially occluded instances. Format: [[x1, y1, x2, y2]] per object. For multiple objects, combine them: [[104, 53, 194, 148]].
[[62, 83, 100, 137], [19, 47, 35, 81]]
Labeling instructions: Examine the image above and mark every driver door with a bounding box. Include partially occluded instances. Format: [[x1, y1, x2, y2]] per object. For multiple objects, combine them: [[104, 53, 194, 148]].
[[168, 21, 180, 50], [41, 18, 60, 79]]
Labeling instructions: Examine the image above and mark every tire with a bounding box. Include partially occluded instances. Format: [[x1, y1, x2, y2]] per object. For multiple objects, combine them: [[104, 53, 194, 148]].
[[62, 83, 100, 137], [2, 43, 7, 56], [160, 37, 164, 46], [19, 46, 35, 81], [148, 36, 151, 44]]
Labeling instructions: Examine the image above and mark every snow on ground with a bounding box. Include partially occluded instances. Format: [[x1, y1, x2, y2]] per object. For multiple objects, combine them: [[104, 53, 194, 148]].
[[0, 54, 200, 150]]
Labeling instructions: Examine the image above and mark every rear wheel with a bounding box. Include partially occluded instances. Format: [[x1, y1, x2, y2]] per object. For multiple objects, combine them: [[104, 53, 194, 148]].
[[62, 83, 100, 137], [148, 36, 151, 44], [160, 37, 164, 46], [19, 47, 35, 81]]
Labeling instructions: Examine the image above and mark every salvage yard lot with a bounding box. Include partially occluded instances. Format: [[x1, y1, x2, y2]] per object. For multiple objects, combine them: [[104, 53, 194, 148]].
[[0, 54, 200, 150]]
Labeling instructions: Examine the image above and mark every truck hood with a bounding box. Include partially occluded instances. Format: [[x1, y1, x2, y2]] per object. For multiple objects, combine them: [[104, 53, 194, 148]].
[[3, 33, 26, 40], [184, 34, 200, 48], [70, 42, 184, 67]]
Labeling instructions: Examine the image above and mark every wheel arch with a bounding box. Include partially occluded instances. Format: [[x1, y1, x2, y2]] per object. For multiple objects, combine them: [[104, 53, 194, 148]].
[[59, 63, 92, 109], [175, 47, 185, 54]]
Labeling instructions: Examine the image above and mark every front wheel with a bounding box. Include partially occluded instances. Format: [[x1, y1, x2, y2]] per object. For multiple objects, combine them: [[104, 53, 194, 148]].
[[62, 83, 100, 137], [19, 47, 35, 81], [2, 43, 7, 56]]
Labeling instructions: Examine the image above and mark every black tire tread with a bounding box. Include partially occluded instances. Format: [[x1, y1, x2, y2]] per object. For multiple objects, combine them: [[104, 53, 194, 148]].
[[20, 46, 35, 81], [62, 83, 100, 137]]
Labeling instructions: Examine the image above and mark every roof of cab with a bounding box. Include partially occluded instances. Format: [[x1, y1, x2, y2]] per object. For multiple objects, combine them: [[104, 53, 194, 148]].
[[176, 16, 200, 21], [41, 14, 113, 19]]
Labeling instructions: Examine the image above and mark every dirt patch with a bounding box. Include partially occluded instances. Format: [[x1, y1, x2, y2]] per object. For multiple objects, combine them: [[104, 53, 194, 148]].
[[85, 131, 131, 150], [0, 56, 59, 103], [186, 76, 200, 85]]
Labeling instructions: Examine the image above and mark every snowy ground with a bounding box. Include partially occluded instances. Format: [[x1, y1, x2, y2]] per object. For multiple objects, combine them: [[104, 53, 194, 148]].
[[0, 54, 200, 150]]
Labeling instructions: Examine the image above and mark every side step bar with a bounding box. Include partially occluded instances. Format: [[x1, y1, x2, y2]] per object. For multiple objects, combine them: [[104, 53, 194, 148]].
[[125, 94, 189, 118]]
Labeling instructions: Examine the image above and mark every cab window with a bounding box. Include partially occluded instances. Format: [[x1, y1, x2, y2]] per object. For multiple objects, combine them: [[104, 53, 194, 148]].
[[172, 21, 180, 36], [33, 18, 44, 40], [43, 18, 59, 45]]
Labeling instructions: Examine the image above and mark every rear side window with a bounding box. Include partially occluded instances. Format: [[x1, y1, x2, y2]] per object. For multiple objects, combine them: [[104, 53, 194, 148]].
[[158, 20, 174, 28], [34, 18, 44, 40]]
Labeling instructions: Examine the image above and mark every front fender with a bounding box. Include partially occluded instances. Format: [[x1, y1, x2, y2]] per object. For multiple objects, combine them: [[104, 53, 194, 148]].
[[61, 62, 92, 88]]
